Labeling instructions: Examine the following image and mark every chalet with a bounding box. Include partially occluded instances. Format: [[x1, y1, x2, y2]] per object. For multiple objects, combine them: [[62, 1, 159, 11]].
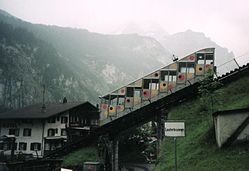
[[213, 108, 249, 148], [0, 100, 99, 159]]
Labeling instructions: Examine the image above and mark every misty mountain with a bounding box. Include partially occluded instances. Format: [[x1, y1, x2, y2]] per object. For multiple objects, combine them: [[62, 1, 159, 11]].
[[0, 9, 236, 111], [0, 9, 172, 109], [30, 25, 172, 84], [113, 22, 235, 74], [160, 30, 236, 74], [113, 21, 169, 40], [0, 21, 100, 110], [0, 9, 172, 82]]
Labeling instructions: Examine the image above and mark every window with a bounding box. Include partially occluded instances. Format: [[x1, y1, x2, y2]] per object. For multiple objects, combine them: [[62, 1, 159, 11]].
[[173, 76, 177, 82], [23, 128, 31, 136], [91, 120, 98, 126], [111, 97, 118, 105], [165, 75, 169, 82], [76, 117, 80, 122], [30, 143, 41, 151], [206, 60, 213, 65], [118, 97, 125, 105], [19, 142, 27, 151], [167, 71, 177, 82], [61, 117, 68, 124], [187, 63, 195, 73], [47, 129, 55, 136], [180, 67, 187, 73], [198, 60, 205, 64], [48, 117, 56, 123], [0, 143, 9, 150], [126, 87, 134, 97], [3, 143, 10, 150], [143, 79, 150, 89], [160, 71, 168, 81], [197, 53, 205, 64], [0, 143, 17, 150], [179, 62, 187, 73], [9, 128, 19, 136], [168, 75, 176, 82], [61, 129, 67, 136], [206, 54, 214, 63], [187, 67, 195, 73], [45, 143, 50, 150], [180, 67, 195, 73], [134, 90, 141, 97], [149, 83, 159, 90], [71, 116, 80, 123], [45, 142, 58, 151]]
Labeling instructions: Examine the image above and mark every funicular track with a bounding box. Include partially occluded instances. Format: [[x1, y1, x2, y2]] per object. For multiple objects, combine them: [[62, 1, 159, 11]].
[[43, 62, 249, 159]]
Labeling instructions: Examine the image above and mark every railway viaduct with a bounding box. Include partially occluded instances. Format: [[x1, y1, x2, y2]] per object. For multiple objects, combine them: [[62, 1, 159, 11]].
[[44, 55, 249, 171]]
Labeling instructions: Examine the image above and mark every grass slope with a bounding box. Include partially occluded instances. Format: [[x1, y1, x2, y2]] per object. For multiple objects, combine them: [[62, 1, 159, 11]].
[[155, 74, 249, 171], [62, 146, 98, 168]]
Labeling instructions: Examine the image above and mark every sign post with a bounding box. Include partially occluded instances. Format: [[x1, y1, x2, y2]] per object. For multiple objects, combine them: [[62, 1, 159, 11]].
[[174, 137, 177, 171], [165, 121, 185, 171]]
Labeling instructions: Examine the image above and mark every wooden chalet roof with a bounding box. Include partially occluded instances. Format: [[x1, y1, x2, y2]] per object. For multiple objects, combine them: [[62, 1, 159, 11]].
[[0, 101, 97, 119]]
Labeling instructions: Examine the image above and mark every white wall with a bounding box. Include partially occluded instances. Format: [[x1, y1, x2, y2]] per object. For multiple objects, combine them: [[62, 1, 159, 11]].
[[0, 112, 69, 158], [0, 119, 44, 157], [215, 111, 249, 147], [44, 112, 69, 138]]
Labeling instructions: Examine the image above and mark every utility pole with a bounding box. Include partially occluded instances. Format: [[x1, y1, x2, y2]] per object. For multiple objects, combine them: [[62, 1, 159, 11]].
[[41, 84, 46, 112], [174, 137, 177, 171], [21, 79, 24, 107]]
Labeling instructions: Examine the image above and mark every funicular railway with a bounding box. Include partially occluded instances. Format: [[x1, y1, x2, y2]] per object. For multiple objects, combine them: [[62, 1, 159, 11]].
[[42, 48, 249, 170], [43, 48, 215, 157], [98, 48, 215, 131]]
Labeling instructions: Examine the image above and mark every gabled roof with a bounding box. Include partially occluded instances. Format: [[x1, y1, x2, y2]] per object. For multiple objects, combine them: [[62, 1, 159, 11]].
[[213, 107, 249, 117], [0, 101, 98, 119]]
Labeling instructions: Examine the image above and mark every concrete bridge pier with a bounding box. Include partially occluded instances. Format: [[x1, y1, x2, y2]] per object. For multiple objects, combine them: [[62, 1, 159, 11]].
[[98, 135, 120, 171], [111, 138, 119, 171], [156, 109, 167, 157], [97, 135, 112, 171]]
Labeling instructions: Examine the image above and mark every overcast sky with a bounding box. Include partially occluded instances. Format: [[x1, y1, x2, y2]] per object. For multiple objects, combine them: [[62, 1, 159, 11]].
[[0, 0, 249, 59]]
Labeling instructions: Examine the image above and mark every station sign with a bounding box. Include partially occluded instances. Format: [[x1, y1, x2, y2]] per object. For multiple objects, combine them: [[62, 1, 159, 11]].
[[165, 121, 185, 137]]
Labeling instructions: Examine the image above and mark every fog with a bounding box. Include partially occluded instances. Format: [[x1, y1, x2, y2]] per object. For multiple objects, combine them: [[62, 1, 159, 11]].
[[0, 0, 249, 58]]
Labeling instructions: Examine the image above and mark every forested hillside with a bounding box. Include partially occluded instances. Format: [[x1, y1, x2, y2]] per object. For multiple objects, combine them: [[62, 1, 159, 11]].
[[0, 21, 98, 110], [0, 9, 172, 110]]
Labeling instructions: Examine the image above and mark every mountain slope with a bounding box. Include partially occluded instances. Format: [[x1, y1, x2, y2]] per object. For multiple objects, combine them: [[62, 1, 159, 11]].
[[0, 21, 98, 109], [0, 9, 172, 108], [113, 22, 236, 75], [31, 25, 171, 85], [0, 9, 172, 84]]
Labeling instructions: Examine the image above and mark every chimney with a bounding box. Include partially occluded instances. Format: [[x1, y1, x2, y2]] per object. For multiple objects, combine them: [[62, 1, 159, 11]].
[[63, 97, 67, 104]]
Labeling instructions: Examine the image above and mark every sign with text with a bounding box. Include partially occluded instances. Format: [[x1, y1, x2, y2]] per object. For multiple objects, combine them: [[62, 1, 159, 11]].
[[165, 121, 185, 137]]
